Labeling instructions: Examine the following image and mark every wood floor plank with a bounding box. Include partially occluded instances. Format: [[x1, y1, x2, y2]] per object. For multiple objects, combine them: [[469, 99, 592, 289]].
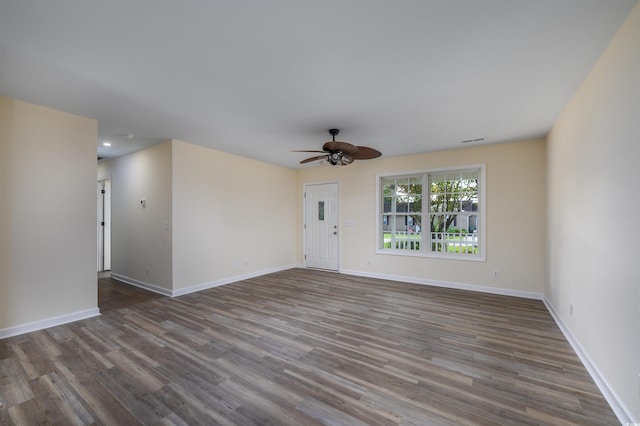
[[0, 268, 619, 425], [7, 398, 49, 425], [152, 383, 236, 426], [53, 360, 143, 425], [297, 396, 371, 426], [0, 358, 34, 407], [37, 372, 95, 425]]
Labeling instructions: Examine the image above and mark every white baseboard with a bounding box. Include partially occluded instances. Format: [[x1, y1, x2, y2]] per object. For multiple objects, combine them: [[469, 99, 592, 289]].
[[0, 266, 297, 340], [340, 269, 544, 300], [543, 299, 637, 426], [172, 264, 298, 297], [110, 273, 173, 297], [0, 308, 100, 340]]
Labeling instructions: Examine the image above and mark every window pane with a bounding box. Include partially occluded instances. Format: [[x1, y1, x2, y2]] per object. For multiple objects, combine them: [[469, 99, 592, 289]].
[[445, 214, 457, 232], [469, 214, 477, 232], [396, 195, 408, 212], [430, 214, 445, 232], [395, 178, 409, 197], [409, 194, 422, 212], [429, 193, 443, 212], [383, 196, 392, 213], [408, 215, 422, 233]]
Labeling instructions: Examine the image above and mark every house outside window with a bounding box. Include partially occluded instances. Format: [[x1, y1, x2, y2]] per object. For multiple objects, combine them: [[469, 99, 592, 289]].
[[378, 165, 485, 261]]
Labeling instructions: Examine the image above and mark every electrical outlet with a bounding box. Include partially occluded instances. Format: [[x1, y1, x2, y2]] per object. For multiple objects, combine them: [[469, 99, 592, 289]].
[[492, 270, 499, 279], [367, 259, 371, 266], [569, 304, 574, 316], [145, 267, 149, 277]]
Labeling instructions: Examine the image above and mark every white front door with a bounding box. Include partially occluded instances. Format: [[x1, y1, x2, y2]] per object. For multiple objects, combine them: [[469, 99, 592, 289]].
[[304, 182, 339, 271]]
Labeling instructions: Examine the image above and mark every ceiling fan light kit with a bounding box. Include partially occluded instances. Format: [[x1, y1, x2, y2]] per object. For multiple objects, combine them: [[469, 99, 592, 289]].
[[294, 129, 381, 166]]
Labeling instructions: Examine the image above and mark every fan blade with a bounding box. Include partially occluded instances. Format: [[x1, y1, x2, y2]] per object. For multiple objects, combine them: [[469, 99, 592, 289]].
[[351, 146, 382, 160], [300, 155, 328, 164], [322, 141, 358, 155]]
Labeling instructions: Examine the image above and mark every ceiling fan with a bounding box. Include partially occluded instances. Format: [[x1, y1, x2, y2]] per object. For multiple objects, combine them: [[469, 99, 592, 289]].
[[294, 129, 382, 166]]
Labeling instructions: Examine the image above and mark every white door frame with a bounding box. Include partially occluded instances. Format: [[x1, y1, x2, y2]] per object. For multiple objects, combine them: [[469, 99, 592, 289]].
[[97, 178, 111, 272], [303, 181, 340, 271]]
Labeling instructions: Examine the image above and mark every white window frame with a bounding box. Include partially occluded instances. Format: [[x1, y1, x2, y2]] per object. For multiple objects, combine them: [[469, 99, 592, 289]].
[[376, 164, 486, 261]]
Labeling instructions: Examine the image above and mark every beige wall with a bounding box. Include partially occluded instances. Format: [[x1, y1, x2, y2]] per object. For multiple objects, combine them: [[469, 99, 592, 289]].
[[98, 141, 173, 291], [297, 139, 547, 295], [546, 2, 640, 420], [0, 97, 98, 330], [172, 140, 297, 290], [99, 139, 297, 293]]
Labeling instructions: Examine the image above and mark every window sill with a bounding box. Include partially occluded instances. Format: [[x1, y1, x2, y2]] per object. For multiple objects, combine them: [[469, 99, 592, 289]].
[[376, 248, 485, 262]]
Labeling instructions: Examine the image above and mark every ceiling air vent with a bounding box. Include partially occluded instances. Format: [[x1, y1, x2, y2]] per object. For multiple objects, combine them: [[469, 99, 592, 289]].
[[461, 137, 486, 144]]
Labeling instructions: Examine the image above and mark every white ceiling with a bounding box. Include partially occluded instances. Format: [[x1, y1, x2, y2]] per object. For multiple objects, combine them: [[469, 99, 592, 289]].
[[0, 0, 636, 169]]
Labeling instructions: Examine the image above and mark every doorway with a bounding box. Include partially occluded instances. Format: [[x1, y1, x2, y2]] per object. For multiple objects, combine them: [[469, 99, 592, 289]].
[[97, 179, 111, 272], [304, 182, 339, 271]]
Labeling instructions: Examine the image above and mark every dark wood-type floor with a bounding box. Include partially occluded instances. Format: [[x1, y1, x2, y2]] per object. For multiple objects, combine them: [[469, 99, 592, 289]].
[[1, 269, 617, 425], [98, 274, 164, 313]]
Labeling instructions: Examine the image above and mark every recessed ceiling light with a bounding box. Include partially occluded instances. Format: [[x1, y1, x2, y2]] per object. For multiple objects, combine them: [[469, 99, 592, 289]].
[[103, 141, 112, 147]]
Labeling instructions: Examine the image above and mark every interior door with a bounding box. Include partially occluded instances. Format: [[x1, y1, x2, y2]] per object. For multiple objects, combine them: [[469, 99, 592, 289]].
[[304, 182, 339, 270]]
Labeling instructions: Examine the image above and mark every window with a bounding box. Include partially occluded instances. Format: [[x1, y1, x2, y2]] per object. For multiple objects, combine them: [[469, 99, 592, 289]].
[[378, 165, 485, 260]]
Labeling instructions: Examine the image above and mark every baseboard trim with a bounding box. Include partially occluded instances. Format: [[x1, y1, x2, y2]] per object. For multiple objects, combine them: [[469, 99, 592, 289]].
[[110, 273, 173, 297], [339, 269, 544, 300], [0, 308, 100, 340], [172, 264, 298, 297], [543, 299, 637, 425]]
